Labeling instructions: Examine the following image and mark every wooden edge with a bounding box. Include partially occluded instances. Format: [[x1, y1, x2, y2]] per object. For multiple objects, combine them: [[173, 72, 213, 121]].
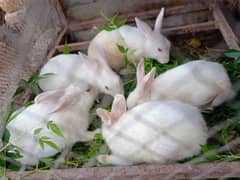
[[212, 2, 240, 50], [7, 162, 240, 179], [68, 3, 209, 32], [46, 0, 68, 59], [56, 21, 217, 52], [47, 26, 67, 59]]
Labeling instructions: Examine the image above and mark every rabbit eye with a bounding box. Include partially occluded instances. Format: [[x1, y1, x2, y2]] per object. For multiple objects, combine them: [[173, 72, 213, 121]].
[[158, 48, 162, 52], [105, 86, 109, 90]]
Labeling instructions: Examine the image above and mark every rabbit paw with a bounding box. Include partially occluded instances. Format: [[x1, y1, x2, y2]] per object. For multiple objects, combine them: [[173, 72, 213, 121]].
[[97, 155, 111, 164], [97, 154, 132, 165]]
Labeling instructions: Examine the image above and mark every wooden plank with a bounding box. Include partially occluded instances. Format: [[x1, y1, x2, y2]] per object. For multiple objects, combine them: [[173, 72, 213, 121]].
[[68, 3, 209, 32], [56, 21, 217, 52], [7, 162, 240, 179], [162, 21, 217, 35], [47, 26, 67, 59], [213, 3, 240, 50]]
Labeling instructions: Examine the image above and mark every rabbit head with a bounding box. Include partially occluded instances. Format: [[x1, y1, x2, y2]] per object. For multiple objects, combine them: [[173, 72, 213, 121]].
[[79, 47, 124, 97], [127, 59, 156, 109], [35, 84, 97, 114], [97, 94, 126, 127], [136, 8, 171, 64]]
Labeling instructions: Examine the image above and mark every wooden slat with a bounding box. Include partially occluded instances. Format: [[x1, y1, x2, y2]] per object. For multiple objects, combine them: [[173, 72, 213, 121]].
[[213, 3, 240, 50], [7, 162, 240, 179], [68, 3, 209, 32], [47, 26, 67, 59], [56, 21, 217, 52]]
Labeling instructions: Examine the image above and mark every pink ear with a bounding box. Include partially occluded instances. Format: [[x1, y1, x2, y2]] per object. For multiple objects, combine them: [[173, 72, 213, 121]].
[[48, 92, 80, 114], [137, 58, 145, 85], [35, 90, 65, 104], [111, 94, 126, 120], [142, 67, 156, 95], [154, 8, 165, 33], [96, 108, 113, 126], [135, 17, 152, 39]]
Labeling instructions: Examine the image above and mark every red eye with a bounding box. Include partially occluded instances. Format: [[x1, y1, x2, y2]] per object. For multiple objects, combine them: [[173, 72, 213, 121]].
[[158, 48, 162, 52]]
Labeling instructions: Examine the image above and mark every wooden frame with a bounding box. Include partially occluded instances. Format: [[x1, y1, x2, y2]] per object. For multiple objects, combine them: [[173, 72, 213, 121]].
[[7, 0, 240, 179], [48, 1, 239, 56]]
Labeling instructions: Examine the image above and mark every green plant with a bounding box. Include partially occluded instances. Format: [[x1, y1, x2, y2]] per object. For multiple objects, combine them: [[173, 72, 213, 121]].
[[97, 13, 127, 31], [63, 39, 70, 54], [14, 72, 53, 96], [117, 44, 129, 67]]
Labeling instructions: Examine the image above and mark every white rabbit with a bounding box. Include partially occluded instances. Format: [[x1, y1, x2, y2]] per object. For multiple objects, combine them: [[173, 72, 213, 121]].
[[88, 8, 171, 71], [96, 95, 208, 165], [38, 48, 123, 96], [127, 59, 235, 109], [7, 84, 99, 165]]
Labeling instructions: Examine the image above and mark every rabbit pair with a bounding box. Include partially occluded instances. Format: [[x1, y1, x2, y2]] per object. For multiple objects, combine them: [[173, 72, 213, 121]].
[[7, 84, 99, 165], [127, 59, 235, 110], [88, 8, 171, 71], [96, 95, 208, 165]]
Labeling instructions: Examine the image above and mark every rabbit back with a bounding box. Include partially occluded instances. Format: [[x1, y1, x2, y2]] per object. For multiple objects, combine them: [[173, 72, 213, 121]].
[[102, 101, 207, 164], [88, 29, 128, 71], [39, 54, 85, 91], [151, 60, 234, 108]]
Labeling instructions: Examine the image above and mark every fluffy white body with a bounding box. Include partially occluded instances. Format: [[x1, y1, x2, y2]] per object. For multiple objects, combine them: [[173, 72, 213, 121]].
[[38, 52, 123, 96], [127, 60, 235, 109], [97, 95, 208, 165], [7, 85, 98, 165], [88, 8, 171, 71]]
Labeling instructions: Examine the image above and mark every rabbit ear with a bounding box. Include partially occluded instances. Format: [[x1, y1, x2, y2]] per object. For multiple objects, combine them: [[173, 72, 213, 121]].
[[96, 108, 113, 126], [135, 17, 152, 39], [141, 67, 156, 95], [93, 43, 109, 68], [137, 58, 145, 85], [35, 90, 65, 104], [79, 51, 101, 72], [111, 94, 126, 120], [48, 93, 80, 114], [154, 8, 165, 33]]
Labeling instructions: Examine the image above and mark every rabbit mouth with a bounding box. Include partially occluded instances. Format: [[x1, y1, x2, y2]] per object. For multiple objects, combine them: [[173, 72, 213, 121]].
[[85, 86, 92, 92]]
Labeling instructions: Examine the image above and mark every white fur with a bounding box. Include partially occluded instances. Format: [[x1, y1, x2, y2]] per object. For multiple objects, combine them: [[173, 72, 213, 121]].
[[88, 8, 171, 71], [127, 60, 235, 109], [38, 52, 123, 96], [97, 95, 208, 165], [7, 85, 98, 165]]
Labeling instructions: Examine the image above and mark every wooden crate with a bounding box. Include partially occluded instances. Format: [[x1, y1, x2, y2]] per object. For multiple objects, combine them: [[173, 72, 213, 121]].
[[5, 0, 240, 179]]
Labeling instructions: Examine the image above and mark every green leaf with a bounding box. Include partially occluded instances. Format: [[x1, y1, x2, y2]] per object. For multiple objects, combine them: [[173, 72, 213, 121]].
[[24, 100, 34, 107], [224, 49, 240, 58], [6, 107, 25, 124], [39, 136, 59, 151], [122, 54, 128, 66], [44, 140, 59, 151], [117, 44, 127, 53], [2, 129, 10, 144], [47, 121, 64, 137], [34, 128, 43, 136], [39, 138, 44, 150], [63, 39, 71, 54], [117, 19, 127, 28], [6, 148, 22, 159], [111, 14, 119, 24]]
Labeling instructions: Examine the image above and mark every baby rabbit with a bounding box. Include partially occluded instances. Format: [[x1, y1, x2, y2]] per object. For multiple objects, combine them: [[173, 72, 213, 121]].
[[88, 8, 171, 72], [38, 47, 123, 96], [7, 84, 99, 165], [127, 59, 235, 109], [96, 95, 208, 165]]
